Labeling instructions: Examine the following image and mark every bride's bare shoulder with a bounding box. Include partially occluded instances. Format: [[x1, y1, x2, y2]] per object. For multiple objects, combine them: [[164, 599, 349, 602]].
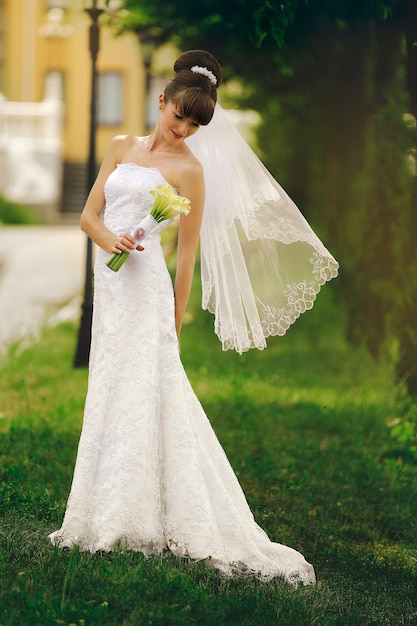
[[182, 150, 203, 179], [172, 150, 204, 194], [110, 134, 143, 150], [107, 134, 148, 162]]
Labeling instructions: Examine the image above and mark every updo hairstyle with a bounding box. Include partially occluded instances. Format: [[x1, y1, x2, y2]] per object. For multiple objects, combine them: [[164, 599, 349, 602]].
[[163, 50, 222, 126]]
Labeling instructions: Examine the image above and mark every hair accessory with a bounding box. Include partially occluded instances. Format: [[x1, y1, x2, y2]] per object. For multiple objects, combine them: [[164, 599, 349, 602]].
[[190, 65, 218, 85]]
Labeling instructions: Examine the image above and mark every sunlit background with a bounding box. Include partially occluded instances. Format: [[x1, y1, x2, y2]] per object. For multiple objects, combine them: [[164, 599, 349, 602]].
[[1, 0, 417, 391], [0, 0, 173, 222]]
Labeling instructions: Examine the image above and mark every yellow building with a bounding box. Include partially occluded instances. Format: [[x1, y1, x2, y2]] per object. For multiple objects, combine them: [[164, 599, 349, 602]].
[[0, 0, 149, 215]]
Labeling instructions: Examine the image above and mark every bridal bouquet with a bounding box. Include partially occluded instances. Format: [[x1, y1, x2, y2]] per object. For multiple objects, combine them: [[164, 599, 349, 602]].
[[105, 183, 191, 272]]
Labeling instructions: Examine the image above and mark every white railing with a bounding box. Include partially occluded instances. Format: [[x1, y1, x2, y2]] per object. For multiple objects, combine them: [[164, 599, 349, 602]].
[[0, 93, 64, 219]]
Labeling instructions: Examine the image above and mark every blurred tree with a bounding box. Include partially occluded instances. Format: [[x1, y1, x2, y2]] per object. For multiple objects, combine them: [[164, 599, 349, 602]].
[[121, 0, 417, 393], [267, 1, 417, 394]]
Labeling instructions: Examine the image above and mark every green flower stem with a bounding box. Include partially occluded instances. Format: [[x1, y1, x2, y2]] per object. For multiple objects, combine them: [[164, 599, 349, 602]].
[[104, 183, 191, 273], [105, 215, 156, 272], [105, 250, 130, 272]]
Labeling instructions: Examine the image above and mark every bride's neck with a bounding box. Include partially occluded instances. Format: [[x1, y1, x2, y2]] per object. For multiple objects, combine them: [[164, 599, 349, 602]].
[[146, 127, 184, 155]]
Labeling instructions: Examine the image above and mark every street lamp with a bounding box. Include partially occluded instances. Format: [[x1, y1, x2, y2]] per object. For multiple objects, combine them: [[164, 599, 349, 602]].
[[73, 0, 107, 368]]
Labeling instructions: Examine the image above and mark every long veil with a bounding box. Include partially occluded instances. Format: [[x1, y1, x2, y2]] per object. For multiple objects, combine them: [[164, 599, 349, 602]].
[[186, 104, 339, 354]]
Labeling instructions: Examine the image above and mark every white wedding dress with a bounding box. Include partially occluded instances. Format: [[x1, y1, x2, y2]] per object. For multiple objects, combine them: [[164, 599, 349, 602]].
[[49, 163, 316, 586]]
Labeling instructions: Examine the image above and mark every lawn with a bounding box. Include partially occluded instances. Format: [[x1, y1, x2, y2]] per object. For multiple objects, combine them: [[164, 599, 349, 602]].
[[0, 277, 416, 626]]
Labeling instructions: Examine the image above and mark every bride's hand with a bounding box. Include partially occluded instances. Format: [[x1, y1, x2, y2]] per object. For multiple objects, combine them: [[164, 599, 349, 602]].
[[111, 232, 144, 253]]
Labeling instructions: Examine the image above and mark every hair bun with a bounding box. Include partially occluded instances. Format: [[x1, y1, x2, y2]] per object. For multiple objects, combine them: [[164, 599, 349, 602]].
[[174, 50, 222, 88], [163, 50, 222, 125]]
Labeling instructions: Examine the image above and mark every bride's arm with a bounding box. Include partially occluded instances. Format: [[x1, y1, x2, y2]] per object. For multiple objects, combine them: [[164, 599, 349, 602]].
[[174, 162, 205, 341], [80, 135, 137, 254]]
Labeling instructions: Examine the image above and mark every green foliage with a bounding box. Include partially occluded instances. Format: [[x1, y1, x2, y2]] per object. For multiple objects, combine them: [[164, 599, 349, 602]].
[[367, 0, 404, 20], [0, 281, 416, 625], [121, 0, 407, 54], [121, 0, 298, 50], [0, 194, 39, 225], [268, 18, 417, 394], [386, 401, 417, 462]]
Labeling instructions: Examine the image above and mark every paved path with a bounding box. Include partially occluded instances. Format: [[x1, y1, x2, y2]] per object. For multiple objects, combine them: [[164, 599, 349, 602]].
[[0, 225, 89, 353]]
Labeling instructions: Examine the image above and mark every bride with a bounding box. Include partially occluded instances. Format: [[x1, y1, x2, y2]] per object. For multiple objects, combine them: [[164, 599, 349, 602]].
[[49, 49, 338, 585]]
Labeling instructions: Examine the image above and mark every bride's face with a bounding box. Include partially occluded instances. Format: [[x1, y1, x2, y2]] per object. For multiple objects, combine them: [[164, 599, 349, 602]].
[[159, 99, 200, 146]]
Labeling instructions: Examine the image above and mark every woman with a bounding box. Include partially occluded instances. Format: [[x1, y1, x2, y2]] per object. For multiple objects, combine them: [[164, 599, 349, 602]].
[[50, 50, 337, 585]]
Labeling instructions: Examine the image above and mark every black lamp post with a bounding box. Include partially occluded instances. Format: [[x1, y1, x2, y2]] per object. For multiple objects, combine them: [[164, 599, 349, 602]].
[[74, 0, 106, 368]]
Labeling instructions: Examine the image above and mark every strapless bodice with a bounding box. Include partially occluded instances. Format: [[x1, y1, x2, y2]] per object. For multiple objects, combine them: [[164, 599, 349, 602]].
[[103, 163, 173, 236]]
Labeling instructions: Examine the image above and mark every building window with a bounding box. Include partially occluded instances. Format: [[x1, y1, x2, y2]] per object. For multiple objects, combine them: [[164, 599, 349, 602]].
[[146, 74, 165, 130], [44, 70, 65, 101], [98, 72, 123, 126]]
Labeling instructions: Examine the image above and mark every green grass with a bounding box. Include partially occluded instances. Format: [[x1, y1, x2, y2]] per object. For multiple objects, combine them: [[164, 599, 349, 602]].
[[0, 279, 416, 625], [0, 194, 39, 224]]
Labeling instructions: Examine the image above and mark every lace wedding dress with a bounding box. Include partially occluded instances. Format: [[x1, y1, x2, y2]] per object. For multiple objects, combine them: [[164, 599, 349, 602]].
[[49, 163, 316, 586]]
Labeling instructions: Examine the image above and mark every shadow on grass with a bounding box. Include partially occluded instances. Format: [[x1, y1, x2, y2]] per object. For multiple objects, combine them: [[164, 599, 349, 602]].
[[1, 410, 416, 625], [0, 506, 415, 626], [1, 284, 416, 624]]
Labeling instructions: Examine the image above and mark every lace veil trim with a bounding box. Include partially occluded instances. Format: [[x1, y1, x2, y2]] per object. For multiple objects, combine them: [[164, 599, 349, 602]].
[[186, 104, 339, 353]]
